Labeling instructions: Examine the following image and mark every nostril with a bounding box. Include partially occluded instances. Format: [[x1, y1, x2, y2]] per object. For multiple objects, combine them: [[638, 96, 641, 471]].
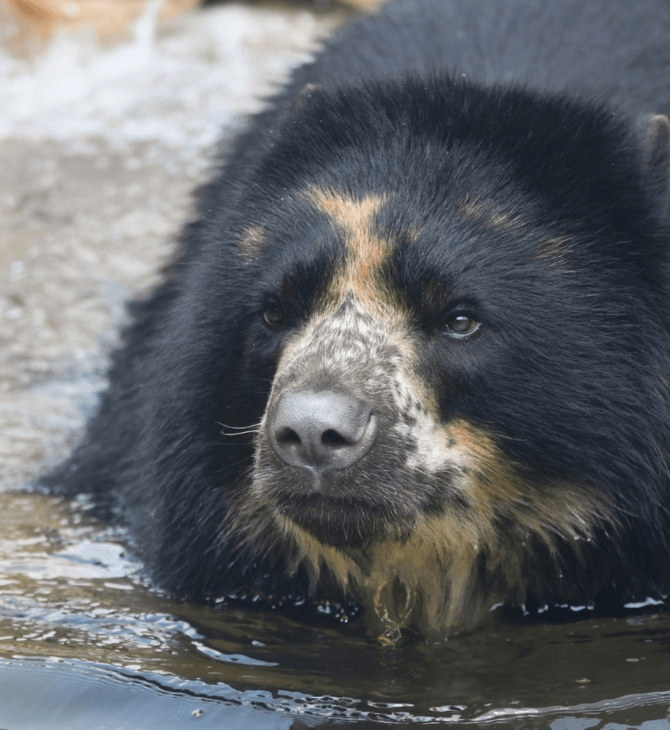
[[321, 429, 350, 447], [276, 427, 301, 445]]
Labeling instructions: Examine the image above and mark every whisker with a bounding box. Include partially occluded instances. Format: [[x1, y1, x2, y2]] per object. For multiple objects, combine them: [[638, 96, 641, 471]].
[[215, 421, 262, 430], [216, 421, 262, 437], [219, 430, 260, 437]]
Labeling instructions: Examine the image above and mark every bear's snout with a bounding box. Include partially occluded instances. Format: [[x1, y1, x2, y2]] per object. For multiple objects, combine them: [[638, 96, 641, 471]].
[[268, 389, 379, 473]]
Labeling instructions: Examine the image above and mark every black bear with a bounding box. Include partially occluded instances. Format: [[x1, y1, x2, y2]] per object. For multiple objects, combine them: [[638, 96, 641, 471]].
[[46, 0, 670, 643]]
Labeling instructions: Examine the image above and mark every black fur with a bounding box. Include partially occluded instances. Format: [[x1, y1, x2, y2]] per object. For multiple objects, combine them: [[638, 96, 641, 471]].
[[45, 0, 670, 634]]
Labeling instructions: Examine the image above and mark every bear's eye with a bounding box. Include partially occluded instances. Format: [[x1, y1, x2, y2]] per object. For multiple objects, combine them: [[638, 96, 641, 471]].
[[443, 314, 481, 338], [262, 306, 287, 331]]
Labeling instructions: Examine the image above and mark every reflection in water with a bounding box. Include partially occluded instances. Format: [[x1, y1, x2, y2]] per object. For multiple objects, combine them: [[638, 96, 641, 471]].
[[1, 489, 670, 728]]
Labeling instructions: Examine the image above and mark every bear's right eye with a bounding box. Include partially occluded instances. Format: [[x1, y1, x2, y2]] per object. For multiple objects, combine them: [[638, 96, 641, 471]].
[[262, 306, 287, 331], [441, 312, 482, 339]]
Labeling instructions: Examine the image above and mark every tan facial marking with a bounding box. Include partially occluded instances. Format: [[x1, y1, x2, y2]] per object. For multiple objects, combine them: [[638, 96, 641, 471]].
[[453, 195, 526, 235], [456, 197, 574, 273], [265, 418, 613, 643], [534, 236, 574, 274], [237, 223, 267, 261], [304, 186, 392, 311], [447, 421, 610, 537]]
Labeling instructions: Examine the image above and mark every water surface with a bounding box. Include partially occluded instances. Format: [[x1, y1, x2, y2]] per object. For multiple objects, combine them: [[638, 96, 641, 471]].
[[1, 489, 670, 729]]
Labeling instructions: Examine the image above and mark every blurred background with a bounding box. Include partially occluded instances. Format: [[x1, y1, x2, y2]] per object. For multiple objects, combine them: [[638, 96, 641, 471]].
[[0, 0, 379, 490]]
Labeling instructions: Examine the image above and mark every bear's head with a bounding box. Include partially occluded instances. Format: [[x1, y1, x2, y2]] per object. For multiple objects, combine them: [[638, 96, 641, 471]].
[[197, 80, 670, 641]]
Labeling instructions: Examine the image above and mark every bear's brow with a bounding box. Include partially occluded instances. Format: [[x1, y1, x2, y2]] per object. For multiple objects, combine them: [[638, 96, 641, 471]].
[[302, 185, 397, 312]]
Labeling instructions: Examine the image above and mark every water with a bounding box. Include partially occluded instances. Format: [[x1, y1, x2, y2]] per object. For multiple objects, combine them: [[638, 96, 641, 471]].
[[2, 3, 670, 728], [1, 489, 670, 729]]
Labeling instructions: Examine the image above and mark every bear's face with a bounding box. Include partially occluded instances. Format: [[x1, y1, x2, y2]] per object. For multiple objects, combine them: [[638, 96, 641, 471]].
[[248, 183, 604, 538], [230, 182, 619, 638], [210, 80, 669, 640]]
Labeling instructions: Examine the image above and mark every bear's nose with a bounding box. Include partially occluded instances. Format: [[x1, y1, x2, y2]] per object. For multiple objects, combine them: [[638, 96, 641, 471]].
[[268, 390, 378, 472]]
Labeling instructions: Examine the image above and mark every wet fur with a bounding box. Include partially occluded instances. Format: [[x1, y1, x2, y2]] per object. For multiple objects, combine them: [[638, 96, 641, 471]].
[[45, 0, 670, 641]]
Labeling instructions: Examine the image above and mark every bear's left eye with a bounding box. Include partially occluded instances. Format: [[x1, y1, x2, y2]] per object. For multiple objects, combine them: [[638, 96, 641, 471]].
[[443, 314, 481, 338], [262, 306, 287, 331]]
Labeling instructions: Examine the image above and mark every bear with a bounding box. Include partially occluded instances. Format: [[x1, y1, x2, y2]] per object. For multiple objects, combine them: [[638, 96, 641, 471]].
[[45, 0, 670, 644]]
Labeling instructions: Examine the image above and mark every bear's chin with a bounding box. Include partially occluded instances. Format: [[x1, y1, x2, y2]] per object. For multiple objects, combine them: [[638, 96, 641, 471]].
[[279, 494, 387, 549]]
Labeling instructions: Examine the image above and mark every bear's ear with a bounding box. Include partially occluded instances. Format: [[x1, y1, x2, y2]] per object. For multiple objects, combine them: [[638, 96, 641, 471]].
[[284, 83, 323, 121], [642, 113, 670, 212]]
